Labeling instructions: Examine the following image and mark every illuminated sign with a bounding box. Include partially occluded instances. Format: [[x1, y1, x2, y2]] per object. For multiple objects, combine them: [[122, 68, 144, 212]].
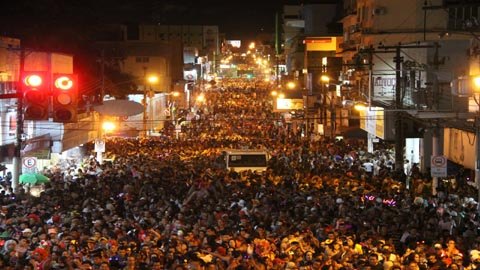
[[304, 37, 338, 51], [226, 40, 241, 48], [303, 38, 332, 44], [359, 107, 385, 139], [275, 98, 304, 111], [373, 75, 396, 99]]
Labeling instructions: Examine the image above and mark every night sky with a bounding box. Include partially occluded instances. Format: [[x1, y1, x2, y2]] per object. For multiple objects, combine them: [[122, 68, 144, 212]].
[[0, 0, 293, 42], [0, 0, 300, 96]]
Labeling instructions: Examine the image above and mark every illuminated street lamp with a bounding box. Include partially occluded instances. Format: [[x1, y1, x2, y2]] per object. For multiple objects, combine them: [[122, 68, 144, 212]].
[[320, 75, 330, 83], [353, 102, 368, 111], [474, 75, 480, 89], [271, 90, 278, 97], [286, 81, 296, 90], [102, 121, 116, 134], [147, 75, 159, 84]]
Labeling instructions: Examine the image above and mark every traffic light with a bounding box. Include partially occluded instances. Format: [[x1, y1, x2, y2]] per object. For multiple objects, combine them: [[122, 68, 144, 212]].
[[52, 74, 78, 123], [22, 71, 49, 121]]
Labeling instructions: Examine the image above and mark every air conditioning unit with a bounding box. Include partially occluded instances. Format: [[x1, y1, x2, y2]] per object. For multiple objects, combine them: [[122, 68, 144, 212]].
[[363, 28, 373, 34], [373, 7, 387, 15], [350, 24, 362, 34], [354, 24, 362, 32]]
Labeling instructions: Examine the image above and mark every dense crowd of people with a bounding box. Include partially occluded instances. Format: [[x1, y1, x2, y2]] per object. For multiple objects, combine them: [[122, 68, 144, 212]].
[[0, 79, 479, 269]]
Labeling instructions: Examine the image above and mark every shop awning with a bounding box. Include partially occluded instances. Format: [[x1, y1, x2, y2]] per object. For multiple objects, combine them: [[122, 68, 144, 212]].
[[0, 143, 15, 163], [21, 134, 52, 159]]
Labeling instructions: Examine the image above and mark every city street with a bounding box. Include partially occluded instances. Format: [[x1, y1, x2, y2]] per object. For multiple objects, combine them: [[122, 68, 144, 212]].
[[0, 0, 480, 269], [0, 78, 475, 269]]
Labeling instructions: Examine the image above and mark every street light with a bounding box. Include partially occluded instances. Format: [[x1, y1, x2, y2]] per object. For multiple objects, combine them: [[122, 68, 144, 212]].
[[286, 81, 296, 90], [102, 121, 116, 134], [353, 102, 368, 112], [143, 74, 158, 137], [147, 76, 159, 84], [319, 75, 332, 137], [320, 75, 330, 83], [167, 91, 181, 138], [472, 75, 480, 203]]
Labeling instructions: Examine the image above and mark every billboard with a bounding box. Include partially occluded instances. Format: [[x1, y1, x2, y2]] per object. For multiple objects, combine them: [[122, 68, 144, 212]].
[[359, 107, 385, 139], [226, 40, 241, 48], [274, 98, 304, 112]]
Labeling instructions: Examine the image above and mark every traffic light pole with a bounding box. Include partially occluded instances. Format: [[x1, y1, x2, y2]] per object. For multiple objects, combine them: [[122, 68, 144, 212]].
[[143, 67, 147, 137], [12, 48, 25, 194]]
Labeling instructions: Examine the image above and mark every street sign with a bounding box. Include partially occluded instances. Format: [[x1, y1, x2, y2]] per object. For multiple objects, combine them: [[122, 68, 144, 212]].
[[22, 157, 37, 174], [431, 155, 447, 177], [94, 139, 105, 153]]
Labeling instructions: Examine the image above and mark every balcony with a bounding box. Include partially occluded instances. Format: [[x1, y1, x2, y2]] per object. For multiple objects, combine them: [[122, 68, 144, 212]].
[[339, 40, 358, 49]]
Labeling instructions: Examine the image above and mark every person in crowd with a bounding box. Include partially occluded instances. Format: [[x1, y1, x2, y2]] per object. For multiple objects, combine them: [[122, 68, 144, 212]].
[[0, 82, 479, 269]]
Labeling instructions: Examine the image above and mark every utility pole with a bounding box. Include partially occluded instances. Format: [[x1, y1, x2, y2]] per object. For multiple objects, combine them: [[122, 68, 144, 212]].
[[378, 43, 435, 174], [275, 11, 280, 87], [394, 45, 405, 174], [96, 49, 105, 164], [143, 67, 147, 138], [12, 48, 25, 194]]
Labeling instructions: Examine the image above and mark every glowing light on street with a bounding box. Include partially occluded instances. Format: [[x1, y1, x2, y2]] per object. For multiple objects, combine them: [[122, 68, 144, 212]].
[[102, 121, 116, 132], [286, 81, 296, 90], [474, 75, 480, 90], [321, 75, 330, 83], [354, 103, 367, 111], [147, 75, 159, 84]]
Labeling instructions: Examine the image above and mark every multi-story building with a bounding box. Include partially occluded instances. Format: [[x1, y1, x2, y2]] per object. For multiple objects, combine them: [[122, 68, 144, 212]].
[[338, 0, 480, 183], [280, 2, 345, 137], [0, 37, 20, 165]]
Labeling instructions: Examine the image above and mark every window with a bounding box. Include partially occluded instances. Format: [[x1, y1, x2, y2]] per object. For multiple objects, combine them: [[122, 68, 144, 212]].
[[447, 6, 480, 30], [135, 57, 149, 63]]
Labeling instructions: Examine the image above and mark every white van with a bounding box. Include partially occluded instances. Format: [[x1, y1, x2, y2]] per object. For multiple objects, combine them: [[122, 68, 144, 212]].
[[224, 149, 270, 172]]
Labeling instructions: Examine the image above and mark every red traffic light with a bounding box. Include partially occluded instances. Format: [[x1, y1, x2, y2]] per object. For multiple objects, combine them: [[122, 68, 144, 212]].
[[22, 71, 49, 121], [54, 76, 73, 90], [54, 76, 74, 106], [52, 74, 78, 123], [24, 74, 43, 88]]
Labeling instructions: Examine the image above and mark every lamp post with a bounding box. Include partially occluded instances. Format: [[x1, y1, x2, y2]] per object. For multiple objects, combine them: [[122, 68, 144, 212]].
[[95, 118, 116, 165], [320, 75, 331, 137], [473, 75, 480, 203], [142, 72, 158, 137], [147, 75, 158, 136], [167, 91, 180, 138]]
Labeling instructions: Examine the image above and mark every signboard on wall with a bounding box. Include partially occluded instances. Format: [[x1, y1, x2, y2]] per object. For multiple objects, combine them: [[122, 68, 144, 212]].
[[274, 98, 304, 112], [443, 128, 475, 170], [358, 107, 385, 139], [373, 73, 396, 100], [431, 155, 447, 177]]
